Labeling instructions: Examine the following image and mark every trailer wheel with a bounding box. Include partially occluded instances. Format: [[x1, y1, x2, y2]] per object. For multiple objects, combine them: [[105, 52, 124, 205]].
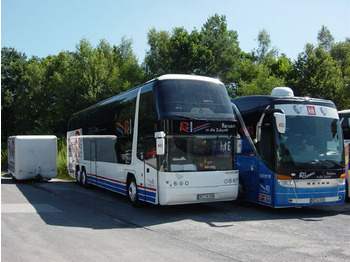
[[127, 176, 140, 207]]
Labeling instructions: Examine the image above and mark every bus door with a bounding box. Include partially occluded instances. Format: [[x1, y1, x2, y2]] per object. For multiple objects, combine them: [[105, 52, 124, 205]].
[[237, 151, 258, 202], [142, 137, 158, 204], [255, 113, 275, 207], [257, 158, 274, 206]]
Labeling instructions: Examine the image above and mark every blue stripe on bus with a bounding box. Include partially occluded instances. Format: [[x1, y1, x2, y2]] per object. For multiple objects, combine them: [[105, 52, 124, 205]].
[[86, 173, 157, 203], [87, 174, 127, 195]]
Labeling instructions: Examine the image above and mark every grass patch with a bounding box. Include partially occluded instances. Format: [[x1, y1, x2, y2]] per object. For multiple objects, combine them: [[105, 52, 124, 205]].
[[57, 137, 74, 180]]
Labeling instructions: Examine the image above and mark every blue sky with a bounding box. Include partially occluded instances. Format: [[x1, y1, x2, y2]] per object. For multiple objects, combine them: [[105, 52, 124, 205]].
[[2, 0, 350, 63]]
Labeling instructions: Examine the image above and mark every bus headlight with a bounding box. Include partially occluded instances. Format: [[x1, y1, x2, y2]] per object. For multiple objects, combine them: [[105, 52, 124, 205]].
[[277, 174, 296, 188], [337, 176, 346, 186]]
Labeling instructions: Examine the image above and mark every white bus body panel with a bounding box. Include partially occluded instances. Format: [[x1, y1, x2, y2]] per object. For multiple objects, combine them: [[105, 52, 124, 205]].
[[7, 135, 57, 180], [158, 170, 239, 205]]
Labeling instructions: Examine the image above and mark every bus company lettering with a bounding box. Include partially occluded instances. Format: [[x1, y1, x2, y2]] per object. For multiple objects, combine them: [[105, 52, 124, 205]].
[[179, 122, 235, 133], [179, 121, 210, 133]]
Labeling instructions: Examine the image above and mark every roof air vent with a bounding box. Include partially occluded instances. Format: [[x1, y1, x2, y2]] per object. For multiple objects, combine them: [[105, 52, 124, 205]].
[[271, 87, 294, 97]]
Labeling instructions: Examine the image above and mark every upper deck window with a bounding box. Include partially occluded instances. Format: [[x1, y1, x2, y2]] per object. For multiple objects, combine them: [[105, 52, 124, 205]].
[[155, 79, 235, 121]]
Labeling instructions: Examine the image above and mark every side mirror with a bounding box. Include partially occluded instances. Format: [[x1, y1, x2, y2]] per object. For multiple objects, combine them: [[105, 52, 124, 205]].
[[274, 112, 286, 134], [155, 131, 166, 155]]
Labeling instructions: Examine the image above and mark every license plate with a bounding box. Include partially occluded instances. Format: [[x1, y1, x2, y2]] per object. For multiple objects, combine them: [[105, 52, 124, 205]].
[[312, 197, 325, 203], [197, 193, 215, 200]]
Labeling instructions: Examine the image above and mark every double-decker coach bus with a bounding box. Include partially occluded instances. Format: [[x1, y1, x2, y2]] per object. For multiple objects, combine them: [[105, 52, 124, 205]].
[[231, 87, 346, 208], [339, 109, 350, 201], [67, 74, 239, 206]]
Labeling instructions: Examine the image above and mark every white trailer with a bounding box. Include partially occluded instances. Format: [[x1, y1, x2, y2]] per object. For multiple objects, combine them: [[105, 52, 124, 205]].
[[7, 135, 57, 180]]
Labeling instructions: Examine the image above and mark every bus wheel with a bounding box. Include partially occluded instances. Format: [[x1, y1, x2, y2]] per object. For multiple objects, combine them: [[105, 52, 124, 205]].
[[81, 169, 88, 188], [127, 176, 140, 207], [75, 169, 80, 184], [234, 180, 246, 205]]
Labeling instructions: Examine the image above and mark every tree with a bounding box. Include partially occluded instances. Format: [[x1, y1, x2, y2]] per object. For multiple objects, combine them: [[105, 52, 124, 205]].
[[1, 47, 27, 140], [330, 38, 350, 109], [144, 15, 241, 85], [291, 43, 344, 104], [254, 29, 278, 63], [199, 14, 241, 84], [144, 28, 171, 77], [1, 38, 146, 138], [237, 58, 285, 96], [236, 31, 290, 98], [317, 25, 334, 52]]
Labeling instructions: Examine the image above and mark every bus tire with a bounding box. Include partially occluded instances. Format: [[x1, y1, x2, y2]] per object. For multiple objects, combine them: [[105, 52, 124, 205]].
[[75, 169, 80, 184], [234, 179, 246, 205], [127, 175, 140, 207], [81, 168, 88, 188]]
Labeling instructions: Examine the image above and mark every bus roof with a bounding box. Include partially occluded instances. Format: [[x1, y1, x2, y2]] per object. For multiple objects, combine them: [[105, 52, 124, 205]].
[[156, 74, 222, 84], [231, 95, 336, 114], [338, 109, 350, 115]]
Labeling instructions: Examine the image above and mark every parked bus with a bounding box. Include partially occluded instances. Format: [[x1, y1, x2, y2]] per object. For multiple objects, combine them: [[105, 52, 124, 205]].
[[67, 74, 239, 206], [339, 109, 350, 201], [231, 87, 346, 208]]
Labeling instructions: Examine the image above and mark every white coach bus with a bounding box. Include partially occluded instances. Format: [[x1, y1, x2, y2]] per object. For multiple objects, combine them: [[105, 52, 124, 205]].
[[67, 74, 239, 206]]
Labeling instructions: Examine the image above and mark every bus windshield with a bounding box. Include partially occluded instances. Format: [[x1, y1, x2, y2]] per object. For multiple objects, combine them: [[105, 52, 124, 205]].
[[155, 79, 235, 121], [276, 115, 344, 171], [161, 135, 234, 172]]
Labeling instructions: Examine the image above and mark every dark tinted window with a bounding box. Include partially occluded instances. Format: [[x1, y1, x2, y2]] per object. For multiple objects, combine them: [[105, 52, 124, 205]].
[[155, 80, 234, 120], [340, 115, 350, 140]]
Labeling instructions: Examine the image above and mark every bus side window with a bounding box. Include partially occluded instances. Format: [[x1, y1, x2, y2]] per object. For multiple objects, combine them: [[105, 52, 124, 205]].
[[116, 137, 132, 164], [144, 138, 157, 168], [96, 138, 117, 163]]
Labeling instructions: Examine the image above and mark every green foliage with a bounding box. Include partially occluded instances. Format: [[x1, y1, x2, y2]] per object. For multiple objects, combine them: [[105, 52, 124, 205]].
[[289, 27, 349, 110], [255, 29, 278, 63], [1, 37, 146, 141], [144, 14, 241, 85], [57, 137, 71, 180], [1, 142, 8, 171]]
